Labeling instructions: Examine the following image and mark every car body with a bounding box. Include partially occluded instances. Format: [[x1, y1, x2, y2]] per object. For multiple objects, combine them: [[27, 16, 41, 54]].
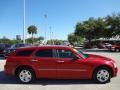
[[3, 43, 31, 57], [0, 44, 11, 57], [108, 43, 120, 52], [4, 45, 118, 83]]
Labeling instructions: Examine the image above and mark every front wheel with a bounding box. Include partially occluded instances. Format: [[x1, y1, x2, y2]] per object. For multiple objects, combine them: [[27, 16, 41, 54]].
[[93, 67, 111, 84], [17, 68, 35, 83]]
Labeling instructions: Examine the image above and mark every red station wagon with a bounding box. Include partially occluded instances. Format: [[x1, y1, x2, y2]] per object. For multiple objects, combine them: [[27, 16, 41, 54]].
[[4, 45, 118, 83]]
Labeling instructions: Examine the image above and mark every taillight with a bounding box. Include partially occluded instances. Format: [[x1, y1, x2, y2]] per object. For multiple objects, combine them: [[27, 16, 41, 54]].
[[112, 46, 115, 49]]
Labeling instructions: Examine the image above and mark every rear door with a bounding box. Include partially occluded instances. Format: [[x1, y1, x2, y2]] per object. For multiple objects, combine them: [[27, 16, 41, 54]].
[[32, 48, 57, 78]]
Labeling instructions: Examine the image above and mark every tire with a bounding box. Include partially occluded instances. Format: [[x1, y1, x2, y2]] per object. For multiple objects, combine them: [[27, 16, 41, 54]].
[[93, 67, 111, 84], [16, 68, 35, 83]]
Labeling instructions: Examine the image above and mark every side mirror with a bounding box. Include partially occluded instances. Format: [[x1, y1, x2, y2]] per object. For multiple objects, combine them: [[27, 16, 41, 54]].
[[72, 55, 79, 61]]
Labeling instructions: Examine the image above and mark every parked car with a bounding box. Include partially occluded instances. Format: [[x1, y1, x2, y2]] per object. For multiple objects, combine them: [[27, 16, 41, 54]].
[[4, 45, 118, 83], [104, 43, 112, 49], [3, 43, 31, 57], [0, 44, 11, 57], [109, 43, 120, 52]]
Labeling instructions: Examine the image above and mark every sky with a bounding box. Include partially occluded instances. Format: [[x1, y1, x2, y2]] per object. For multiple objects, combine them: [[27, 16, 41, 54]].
[[0, 0, 120, 40]]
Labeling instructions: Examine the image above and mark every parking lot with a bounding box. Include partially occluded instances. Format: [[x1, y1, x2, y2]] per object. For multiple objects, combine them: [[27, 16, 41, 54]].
[[0, 51, 120, 90]]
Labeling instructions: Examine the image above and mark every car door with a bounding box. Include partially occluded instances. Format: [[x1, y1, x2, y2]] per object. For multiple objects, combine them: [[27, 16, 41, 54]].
[[56, 49, 89, 79], [33, 49, 57, 78]]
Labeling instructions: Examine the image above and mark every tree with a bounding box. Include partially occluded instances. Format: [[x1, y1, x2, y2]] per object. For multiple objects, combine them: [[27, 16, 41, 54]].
[[0, 37, 22, 44], [105, 13, 120, 38], [75, 17, 96, 43], [26, 36, 44, 44], [69, 13, 120, 48], [74, 17, 107, 44], [27, 25, 37, 44], [68, 33, 84, 45], [47, 39, 65, 45]]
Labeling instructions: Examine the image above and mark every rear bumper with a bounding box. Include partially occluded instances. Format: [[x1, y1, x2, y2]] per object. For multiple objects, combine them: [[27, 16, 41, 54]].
[[4, 64, 15, 76]]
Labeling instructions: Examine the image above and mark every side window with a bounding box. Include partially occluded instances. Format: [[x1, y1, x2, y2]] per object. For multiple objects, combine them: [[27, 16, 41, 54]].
[[57, 49, 76, 58], [15, 44, 18, 48], [35, 49, 53, 57], [16, 50, 34, 56]]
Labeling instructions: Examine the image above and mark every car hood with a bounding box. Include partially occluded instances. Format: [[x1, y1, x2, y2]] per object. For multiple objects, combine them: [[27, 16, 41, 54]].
[[87, 54, 114, 62]]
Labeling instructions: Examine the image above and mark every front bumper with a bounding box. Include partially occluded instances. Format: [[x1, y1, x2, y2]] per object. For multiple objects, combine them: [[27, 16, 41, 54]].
[[113, 67, 118, 77]]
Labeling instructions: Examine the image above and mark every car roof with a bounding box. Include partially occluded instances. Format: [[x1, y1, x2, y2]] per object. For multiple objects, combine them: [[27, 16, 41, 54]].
[[16, 45, 73, 50]]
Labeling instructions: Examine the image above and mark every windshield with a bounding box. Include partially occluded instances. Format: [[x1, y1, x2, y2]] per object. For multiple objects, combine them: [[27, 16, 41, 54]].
[[73, 48, 89, 58]]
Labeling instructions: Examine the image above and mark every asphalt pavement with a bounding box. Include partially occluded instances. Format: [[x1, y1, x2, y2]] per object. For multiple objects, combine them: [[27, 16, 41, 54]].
[[0, 51, 120, 90]]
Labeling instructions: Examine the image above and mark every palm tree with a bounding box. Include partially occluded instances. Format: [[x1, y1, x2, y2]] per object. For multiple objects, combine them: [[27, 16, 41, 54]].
[[27, 25, 37, 44]]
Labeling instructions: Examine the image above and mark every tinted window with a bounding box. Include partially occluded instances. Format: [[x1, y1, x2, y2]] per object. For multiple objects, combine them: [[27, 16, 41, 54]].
[[18, 44, 25, 47], [0, 44, 5, 48], [16, 50, 34, 56], [0, 44, 10, 49], [57, 49, 75, 58], [15, 44, 31, 48], [16, 44, 25, 48], [35, 49, 53, 57], [5, 44, 11, 48]]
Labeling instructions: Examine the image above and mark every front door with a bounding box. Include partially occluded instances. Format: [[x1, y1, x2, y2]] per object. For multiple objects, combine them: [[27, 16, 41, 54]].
[[56, 49, 88, 79]]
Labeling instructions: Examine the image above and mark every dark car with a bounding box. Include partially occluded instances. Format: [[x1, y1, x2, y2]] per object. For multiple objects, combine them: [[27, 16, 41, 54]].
[[104, 43, 112, 49], [0, 44, 11, 57], [3, 43, 31, 57]]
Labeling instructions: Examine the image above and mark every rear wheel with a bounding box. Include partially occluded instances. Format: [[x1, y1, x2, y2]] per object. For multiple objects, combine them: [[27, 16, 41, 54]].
[[16, 68, 35, 83], [93, 67, 111, 84]]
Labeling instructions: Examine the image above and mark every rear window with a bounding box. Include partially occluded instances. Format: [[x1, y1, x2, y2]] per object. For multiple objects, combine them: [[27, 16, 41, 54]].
[[16, 50, 34, 56]]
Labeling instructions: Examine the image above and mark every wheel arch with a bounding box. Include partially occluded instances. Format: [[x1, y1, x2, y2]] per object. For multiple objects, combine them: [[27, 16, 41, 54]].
[[92, 65, 113, 78], [15, 65, 36, 77]]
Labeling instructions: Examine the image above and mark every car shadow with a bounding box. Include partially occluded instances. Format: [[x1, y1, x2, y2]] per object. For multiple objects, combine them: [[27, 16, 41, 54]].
[[0, 71, 103, 85], [0, 56, 5, 60], [0, 71, 18, 84]]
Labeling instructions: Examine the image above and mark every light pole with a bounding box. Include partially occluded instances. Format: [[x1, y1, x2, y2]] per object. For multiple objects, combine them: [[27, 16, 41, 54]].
[[52, 31, 54, 45], [44, 14, 48, 44], [49, 26, 52, 44], [23, 0, 26, 44]]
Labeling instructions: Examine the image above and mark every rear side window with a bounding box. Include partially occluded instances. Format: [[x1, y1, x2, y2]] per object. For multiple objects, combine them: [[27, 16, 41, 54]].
[[16, 50, 34, 56], [35, 49, 53, 57]]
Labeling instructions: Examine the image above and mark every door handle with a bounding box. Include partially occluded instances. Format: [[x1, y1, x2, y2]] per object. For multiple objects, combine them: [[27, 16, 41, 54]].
[[31, 59, 38, 62], [56, 60, 64, 63]]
